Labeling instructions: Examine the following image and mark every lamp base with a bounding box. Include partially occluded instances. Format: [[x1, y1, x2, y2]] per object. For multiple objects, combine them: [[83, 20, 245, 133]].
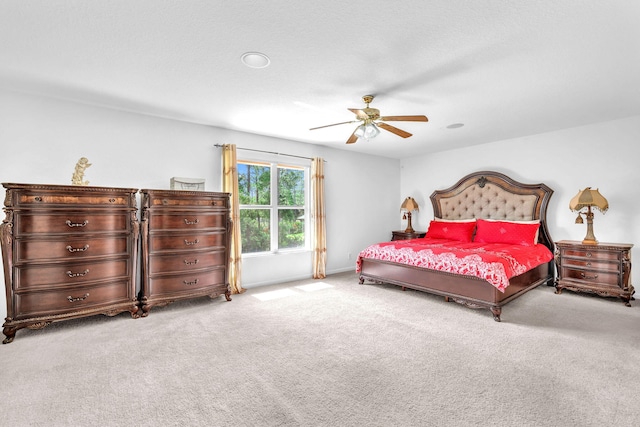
[[404, 212, 415, 234], [581, 210, 598, 245]]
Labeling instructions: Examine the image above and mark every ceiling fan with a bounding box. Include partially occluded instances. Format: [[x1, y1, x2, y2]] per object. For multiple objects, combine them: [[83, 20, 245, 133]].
[[310, 95, 428, 144]]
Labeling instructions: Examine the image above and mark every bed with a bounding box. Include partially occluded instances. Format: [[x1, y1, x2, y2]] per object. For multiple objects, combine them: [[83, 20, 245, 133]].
[[357, 170, 555, 321]]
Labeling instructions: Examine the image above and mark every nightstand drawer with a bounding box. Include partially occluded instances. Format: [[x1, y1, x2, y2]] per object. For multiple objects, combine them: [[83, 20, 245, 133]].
[[561, 248, 621, 261], [560, 267, 619, 286], [561, 257, 620, 272]]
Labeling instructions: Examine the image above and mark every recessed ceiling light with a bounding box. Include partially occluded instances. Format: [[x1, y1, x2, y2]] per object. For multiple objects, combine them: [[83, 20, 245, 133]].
[[446, 123, 464, 129], [241, 52, 270, 68]]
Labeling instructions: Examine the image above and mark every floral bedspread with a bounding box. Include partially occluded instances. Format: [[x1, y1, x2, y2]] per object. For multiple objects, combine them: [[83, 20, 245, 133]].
[[355, 237, 554, 292]]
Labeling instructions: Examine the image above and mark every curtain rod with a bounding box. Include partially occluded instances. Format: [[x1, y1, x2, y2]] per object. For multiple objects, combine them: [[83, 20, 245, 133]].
[[213, 144, 325, 162]]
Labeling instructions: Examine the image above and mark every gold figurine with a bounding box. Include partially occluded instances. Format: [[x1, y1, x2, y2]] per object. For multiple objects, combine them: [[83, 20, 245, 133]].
[[71, 157, 92, 186]]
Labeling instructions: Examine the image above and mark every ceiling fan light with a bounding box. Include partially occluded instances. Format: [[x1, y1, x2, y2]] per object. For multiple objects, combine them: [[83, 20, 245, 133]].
[[355, 123, 380, 141]]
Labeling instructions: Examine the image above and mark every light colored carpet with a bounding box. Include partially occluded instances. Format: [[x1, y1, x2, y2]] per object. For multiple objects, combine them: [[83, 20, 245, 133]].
[[1, 271, 639, 427]]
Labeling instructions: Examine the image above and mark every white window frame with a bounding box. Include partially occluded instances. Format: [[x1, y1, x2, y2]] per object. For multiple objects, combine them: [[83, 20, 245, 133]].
[[238, 157, 311, 256]]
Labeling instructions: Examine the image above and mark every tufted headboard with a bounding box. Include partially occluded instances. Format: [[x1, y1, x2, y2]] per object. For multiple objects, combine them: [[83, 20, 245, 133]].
[[430, 171, 554, 252]]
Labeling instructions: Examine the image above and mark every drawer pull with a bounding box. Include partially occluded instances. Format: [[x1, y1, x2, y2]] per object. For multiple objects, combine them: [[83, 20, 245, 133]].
[[184, 259, 199, 265], [586, 252, 592, 257], [580, 272, 598, 280], [183, 279, 199, 286], [67, 293, 89, 303], [184, 239, 200, 246], [66, 244, 89, 253], [184, 218, 200, 225], [66, 219, 89, 228], [586, 262, 591, 267], [67, 269, 89, 278]]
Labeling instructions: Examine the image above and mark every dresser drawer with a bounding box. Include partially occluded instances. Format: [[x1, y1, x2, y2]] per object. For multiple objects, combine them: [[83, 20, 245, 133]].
[[16, 236, 130, 262], [560, 267, 620, 287], [15, 259, 130, 290], [149, 213, 226, 230], [15, 213, 129, 235], [560, 248, 621, 261], [149, 197, 228, 209], [148, 251, 226, 275], [14, 190, 134, 208], [149, 232, 225, 252], [147, 268, 227, 296], [14, 281, 132, 318]]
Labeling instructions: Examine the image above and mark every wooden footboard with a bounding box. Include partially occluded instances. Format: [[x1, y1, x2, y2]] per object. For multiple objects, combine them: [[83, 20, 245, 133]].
[[359, 259, 552, 321]]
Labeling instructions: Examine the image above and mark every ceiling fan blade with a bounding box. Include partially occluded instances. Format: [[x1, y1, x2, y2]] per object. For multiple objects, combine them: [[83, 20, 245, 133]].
[[377, 122, 413, 138], [346, 129, 358, 144], [348, 108, 369, 120], [379, 115, 428, 122], [310, 120, 357, 130]]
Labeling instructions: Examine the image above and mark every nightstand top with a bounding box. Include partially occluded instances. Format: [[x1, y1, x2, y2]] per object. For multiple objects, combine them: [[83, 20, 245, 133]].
[[556, 240, 633, 250], [391, 230, 426, 241]]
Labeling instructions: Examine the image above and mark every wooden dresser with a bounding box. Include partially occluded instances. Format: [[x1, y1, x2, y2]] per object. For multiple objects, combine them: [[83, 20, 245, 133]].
[[139, 189, 231, 316], [555, 240, 634, 306], [1, 183, 140, 343]]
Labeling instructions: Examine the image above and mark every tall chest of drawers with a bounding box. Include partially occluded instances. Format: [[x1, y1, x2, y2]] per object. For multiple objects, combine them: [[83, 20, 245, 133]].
[[555, 240, 634, 306], [139, 189, 231, 316], [1, 183, 140, 343]]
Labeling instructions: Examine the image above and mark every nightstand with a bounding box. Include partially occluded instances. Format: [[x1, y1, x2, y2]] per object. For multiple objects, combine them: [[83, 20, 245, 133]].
[[391, 230, 426, 241], [554, 240, 634, 306]]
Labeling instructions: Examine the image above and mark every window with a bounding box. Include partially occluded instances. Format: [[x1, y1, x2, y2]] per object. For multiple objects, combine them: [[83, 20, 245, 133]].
[[238, 160, 309, 254]]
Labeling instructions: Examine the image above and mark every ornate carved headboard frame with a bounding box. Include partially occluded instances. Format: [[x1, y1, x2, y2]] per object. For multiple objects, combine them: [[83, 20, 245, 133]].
[[430, 171, 554, 253]]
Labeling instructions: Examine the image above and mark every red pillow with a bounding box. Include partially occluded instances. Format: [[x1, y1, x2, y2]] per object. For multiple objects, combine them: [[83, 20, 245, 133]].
[[474, 219, 540, 246], [425, 220, 476, 242]]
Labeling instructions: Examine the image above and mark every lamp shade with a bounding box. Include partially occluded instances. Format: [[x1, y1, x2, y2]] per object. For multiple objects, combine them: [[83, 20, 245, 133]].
[[354, 123, 380, 140], [400, 196, 419, 212], [569, 187, 609, 213]]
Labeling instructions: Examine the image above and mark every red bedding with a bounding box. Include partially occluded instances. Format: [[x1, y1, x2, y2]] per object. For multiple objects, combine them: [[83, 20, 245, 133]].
[[356, 237, 554, 292]]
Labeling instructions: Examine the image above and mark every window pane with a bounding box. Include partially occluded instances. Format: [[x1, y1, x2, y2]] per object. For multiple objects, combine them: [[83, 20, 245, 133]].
[[278, 209, 305, 249], [238, 163, 270, 205], [278, 167, 304, 206], [240, 209, 271, 253]]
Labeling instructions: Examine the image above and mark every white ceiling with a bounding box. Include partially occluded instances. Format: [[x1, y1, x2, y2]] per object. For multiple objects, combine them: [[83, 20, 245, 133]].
[[1, 1, 639, 159]]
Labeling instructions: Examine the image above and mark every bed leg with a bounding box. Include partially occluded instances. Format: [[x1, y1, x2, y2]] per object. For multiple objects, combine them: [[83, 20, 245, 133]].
[[490, 307, 502, 322]]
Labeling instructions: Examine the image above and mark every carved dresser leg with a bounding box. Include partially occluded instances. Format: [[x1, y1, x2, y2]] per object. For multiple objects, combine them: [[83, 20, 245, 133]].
[[2, 326, 17, 344]]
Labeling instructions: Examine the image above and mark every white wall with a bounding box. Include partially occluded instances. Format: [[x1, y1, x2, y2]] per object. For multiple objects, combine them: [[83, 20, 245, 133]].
[[400, 115, 640, 266], [0, 90, 400, 320]]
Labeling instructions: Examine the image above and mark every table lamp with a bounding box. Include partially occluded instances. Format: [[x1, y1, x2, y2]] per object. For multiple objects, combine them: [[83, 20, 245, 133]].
[[400, 197, 419, 233], [569, 187, 608, 245]]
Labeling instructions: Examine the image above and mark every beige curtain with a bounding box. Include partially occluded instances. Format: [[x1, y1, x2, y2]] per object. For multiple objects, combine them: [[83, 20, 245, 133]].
[[311, 157, 326, 279], [222, 144, 245, 294]]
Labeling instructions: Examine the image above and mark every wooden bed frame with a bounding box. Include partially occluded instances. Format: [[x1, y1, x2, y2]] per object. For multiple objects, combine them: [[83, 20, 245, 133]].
[[358, 171, 555, 321]]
